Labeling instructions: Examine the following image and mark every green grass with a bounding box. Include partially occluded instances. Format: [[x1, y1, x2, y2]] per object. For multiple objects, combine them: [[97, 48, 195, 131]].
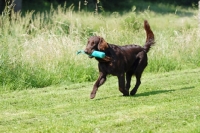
[[0, 2, 199, 132], [0, 68, 200, 132]]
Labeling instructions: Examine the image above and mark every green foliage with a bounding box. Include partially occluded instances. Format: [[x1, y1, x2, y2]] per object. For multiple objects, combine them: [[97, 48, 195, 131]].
[[22, 0, 199, 12], [122, 7, 143, 31], [0, 3, 199, 90], [143, 0, 199, 6]]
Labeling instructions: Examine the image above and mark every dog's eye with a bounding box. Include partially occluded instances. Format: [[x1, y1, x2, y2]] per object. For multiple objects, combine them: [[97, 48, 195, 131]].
[[91, 41, 95, 46]]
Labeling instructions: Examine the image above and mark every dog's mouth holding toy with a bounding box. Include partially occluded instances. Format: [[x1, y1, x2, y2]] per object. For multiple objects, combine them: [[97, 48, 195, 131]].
[[85, 50, 96, 58], [88, 55, 94, 58], [85, 50, 94, 58], [77, 50, 106, 59], [77, 50, 112, 62]]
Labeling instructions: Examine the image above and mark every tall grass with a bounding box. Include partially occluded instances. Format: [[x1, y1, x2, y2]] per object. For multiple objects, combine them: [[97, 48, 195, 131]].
[[0, 4, 199, 90]]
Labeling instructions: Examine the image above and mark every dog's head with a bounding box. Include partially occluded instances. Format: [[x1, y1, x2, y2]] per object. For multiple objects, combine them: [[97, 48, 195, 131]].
[[84, 36, 108, 56]]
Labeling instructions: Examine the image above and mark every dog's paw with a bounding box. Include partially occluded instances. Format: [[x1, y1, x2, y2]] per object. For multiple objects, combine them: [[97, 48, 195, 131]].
[[123, 91, 129, 96], [90, 93, 96, 99], [130, 90, 137, 96]]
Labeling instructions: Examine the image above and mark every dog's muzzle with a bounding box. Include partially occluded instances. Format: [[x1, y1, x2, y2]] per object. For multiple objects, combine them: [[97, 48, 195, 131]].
[[84, 50, 94, 58]]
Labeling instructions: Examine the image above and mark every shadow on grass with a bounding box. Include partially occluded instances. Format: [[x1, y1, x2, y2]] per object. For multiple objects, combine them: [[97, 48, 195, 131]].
[[95, 90, 175, 100], [95, 86, 195, 100], [180, 86, 195, 90], [134, 86, 195, 97], [134, 89, 175, 97]]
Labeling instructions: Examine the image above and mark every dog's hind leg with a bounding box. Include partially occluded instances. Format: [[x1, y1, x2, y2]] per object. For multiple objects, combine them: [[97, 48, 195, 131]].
[[130, 72, 142, 96], [130, 51, 147, 96]]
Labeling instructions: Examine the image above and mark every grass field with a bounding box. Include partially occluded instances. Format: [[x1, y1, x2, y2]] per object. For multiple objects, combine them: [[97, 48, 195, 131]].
[[0, 2, 200, 132], [0, 68, 200, 132]]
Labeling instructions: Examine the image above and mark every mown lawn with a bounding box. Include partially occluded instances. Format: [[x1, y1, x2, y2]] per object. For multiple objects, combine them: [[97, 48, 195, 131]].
[[0, 68, 200, 133]]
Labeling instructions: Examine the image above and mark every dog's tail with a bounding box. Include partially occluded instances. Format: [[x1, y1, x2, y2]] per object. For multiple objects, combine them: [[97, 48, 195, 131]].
[[143, 20, 155, 53]]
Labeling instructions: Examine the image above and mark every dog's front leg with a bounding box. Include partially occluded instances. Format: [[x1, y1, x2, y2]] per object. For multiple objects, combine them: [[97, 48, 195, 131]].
[[118, 73, 129, 96], [90, 72, 107, 99]]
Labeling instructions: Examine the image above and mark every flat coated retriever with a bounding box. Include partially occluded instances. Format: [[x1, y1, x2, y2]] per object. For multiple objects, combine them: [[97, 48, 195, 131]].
[[84, 20, 155, 99]]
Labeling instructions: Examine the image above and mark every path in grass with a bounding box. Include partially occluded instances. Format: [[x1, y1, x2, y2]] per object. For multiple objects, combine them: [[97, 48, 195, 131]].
[[0, 68, 200, 132]]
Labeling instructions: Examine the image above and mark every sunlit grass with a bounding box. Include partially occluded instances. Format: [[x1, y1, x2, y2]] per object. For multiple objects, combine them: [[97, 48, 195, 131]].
[[0, 68, 200, 132]]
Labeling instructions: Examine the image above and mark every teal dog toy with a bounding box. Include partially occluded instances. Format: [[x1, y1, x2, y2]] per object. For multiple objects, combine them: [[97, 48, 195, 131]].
[[77, 50, 105, 58]]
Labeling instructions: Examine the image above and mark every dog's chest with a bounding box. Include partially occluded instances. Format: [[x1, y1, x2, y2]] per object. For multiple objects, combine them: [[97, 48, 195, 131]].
[[99, 60, 124, 75]]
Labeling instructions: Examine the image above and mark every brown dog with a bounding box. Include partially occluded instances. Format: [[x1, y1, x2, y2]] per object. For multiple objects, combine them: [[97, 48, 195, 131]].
[[84, 20, 155, 99]]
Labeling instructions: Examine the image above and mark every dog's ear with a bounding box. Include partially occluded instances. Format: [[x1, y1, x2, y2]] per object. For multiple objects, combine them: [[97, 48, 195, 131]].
[[98, 37, 108, 51]]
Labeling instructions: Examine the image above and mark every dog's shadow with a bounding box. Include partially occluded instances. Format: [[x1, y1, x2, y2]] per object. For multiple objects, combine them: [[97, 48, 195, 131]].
[[180, 86, 194, 90], [95, 86, 195, 100], [134, 89, 175, 97], [134, 86, 194, 97], [95, 90, 174, 100]]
